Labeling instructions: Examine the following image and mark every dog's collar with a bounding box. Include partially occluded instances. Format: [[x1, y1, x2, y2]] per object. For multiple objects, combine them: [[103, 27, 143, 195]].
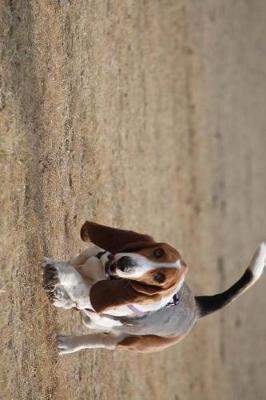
[[166, 293, 179, 307], [127, 304, 146, 317]]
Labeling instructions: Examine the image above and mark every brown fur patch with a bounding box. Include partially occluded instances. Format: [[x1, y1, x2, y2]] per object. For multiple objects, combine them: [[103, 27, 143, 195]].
[[90, 279, 162, 313], [90, 268, 186, 313], [117, 335, 182, 353], [132, 266, 187, 291], [136, 243, 181, 263], [80, 221, 154, 253]]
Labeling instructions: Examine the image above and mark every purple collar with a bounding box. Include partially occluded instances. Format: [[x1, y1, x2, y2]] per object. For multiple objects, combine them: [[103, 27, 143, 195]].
[[127, 304, 146, 317]]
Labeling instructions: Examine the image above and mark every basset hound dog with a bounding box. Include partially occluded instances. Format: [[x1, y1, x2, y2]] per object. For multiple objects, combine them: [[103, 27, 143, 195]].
[[42, 221, 266, 354]]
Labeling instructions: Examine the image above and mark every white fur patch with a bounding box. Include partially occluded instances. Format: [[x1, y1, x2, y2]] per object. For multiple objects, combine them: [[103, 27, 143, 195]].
[[250, 242, 266, 280], [114, 252, 182, 278]]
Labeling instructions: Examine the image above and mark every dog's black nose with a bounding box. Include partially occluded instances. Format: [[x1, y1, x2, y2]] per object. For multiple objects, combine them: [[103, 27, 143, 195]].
[[117, 256, 136, 272]]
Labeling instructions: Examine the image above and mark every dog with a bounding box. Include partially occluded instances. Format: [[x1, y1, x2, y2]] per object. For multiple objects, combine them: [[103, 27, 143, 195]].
[[42, 221, 266, 354]]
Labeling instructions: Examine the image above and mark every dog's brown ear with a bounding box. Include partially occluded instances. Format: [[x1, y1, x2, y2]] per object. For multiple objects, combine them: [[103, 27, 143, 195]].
[[90, 279, 160, 313], [80, 221, 154, 253], [129, 281, 162, 295]]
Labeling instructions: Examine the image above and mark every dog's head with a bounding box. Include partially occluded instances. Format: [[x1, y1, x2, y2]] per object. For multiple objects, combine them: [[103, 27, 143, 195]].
[[81, 221, 188, 313]]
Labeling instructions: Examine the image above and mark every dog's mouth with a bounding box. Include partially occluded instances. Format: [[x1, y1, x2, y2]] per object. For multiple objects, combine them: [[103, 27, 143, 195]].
[[105, 255, 119, 279], [109, 262, 118, 275]]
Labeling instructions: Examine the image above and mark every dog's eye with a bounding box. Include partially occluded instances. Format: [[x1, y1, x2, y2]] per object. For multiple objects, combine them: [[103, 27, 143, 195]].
[[153, 272, 166, 283], [153, 248, 165, 258]]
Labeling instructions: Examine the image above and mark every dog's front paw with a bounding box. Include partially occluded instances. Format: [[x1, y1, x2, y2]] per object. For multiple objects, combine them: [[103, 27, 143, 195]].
[[53, 286, 76, 309], [42, 259, 60, 303], [57, 335, 80, 355]]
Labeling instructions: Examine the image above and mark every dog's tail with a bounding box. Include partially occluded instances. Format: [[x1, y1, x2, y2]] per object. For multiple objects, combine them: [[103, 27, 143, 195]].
[[195, 243, 266, 318]]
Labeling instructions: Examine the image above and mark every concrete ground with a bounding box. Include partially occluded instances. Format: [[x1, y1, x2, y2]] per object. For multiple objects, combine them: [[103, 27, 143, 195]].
[[0, 1, 266, 399]]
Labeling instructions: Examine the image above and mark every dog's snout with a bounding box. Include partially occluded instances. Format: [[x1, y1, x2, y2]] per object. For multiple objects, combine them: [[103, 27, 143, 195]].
[[117, 256, 136, 272]]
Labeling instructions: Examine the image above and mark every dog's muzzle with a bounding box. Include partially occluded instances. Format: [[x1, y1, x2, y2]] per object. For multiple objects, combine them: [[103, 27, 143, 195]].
[[116, 256, 137, 272]]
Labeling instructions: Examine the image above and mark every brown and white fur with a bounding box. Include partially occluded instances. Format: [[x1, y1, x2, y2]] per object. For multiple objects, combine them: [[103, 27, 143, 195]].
[[42, 221, 266, 354]]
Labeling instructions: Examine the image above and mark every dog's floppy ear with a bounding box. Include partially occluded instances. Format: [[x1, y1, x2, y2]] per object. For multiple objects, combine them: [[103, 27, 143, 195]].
[[129, 281, 162, 295], [80, 221, 154, 253], [90, 279, 161, 313]]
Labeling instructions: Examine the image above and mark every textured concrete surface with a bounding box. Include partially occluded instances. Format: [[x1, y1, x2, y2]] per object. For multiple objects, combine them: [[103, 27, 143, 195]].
[[0, 1, 266, 399]]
